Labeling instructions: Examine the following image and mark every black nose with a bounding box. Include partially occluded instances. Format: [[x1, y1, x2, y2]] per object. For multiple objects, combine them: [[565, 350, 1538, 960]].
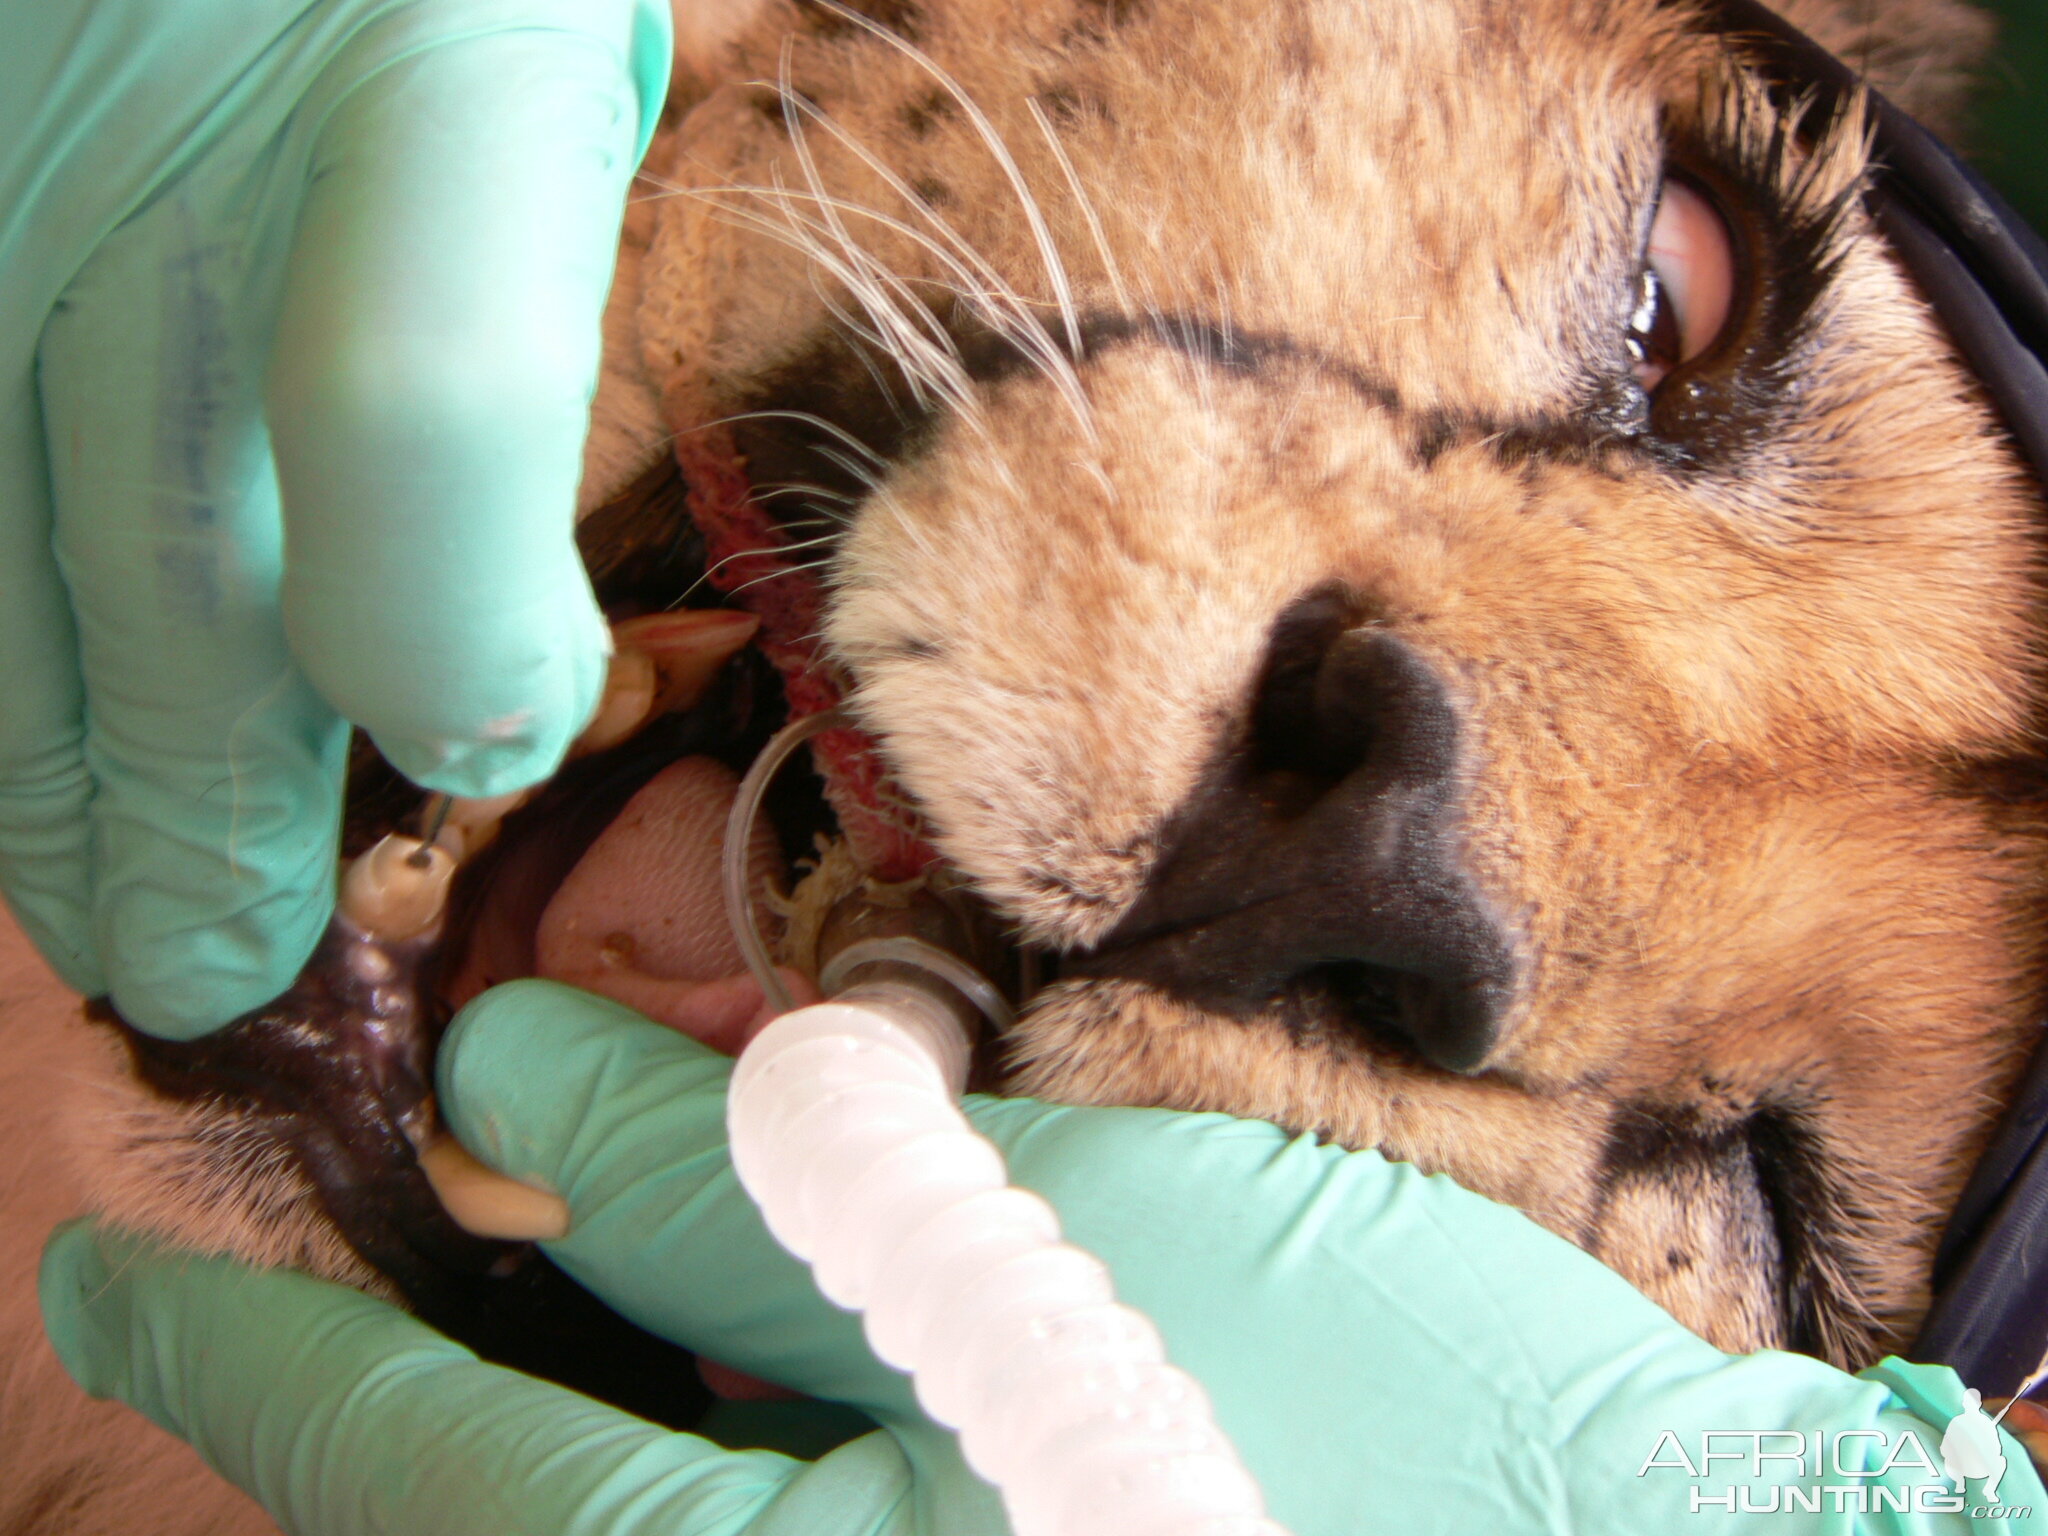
[[1067, 589, 1517, 1073]]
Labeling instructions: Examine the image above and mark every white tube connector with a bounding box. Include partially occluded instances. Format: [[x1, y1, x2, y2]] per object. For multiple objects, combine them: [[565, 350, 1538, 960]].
[[728, 983, 1290, 1536]]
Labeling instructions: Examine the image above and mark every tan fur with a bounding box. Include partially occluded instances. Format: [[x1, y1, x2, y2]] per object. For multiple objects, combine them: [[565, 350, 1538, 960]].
[[63, 1043, 381, 1295], [1771, 0, 1995, 132], [0, 910, 278, 1534], [636, 0, 2048, 1363]]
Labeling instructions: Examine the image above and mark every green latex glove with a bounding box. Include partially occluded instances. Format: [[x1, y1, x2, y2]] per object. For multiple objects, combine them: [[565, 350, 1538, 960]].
[[0, 1, 669, 1038], [40, 982, 2048, 1534]]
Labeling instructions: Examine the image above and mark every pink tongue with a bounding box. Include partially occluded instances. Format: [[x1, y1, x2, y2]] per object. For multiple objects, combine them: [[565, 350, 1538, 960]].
[[534, 756, 809, 1055]]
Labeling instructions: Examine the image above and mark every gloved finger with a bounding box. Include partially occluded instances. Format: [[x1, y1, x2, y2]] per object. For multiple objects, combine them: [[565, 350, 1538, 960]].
[[444, 985, 2031, 1532], [38, 1219, 873, 1536], [440, 981, 925, 1420], [268, 7, 668, 797], [967, 1097, 2048, 1530], [0, 392, 99, 997], [36, 169, 347, 1040]]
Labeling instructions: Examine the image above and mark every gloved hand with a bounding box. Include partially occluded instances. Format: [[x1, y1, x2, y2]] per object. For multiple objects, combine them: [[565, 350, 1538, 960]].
[[40, 981, 2048, 1534], [0, 1, 670, 1038]]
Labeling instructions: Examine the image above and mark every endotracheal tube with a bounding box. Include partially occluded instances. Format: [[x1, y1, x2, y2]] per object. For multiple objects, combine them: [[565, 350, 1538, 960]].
[[722, 714, 1289, 1536]]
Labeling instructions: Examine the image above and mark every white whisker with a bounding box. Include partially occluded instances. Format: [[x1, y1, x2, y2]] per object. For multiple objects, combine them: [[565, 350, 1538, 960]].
[[698, 181, 1013, 311], [773, 53, 978, 418], [800, 2, 1092, 430], [668, 531, 848, 608], [755, 101, 953, 408], [812, 446, 883, 489], [1026, 97, 1131, 314], [706, 191, 975, 420], [749, 481, 859, 505], [710, 409, 888, 467], [764, 530, 844, 557], [776, 514, 853, 536], [740, 108, 1064, 370], [701, 532, 840, 583], [726, 557, 837, 598], [737, 102, 1084, 424]]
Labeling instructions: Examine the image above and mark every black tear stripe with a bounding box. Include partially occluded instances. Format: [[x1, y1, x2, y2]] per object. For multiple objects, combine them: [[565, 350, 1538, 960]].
[[753, 0, 2048, 527], [725, 326, 944, 558], [1596, 1100, 1873, 1364], [728, 306, 1668, 559], [1745, 1107, 1878, 1363]]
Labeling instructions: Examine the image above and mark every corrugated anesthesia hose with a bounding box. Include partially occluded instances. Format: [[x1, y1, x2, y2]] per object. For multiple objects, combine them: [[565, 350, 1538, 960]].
[[722, 716, 1290, 1536]]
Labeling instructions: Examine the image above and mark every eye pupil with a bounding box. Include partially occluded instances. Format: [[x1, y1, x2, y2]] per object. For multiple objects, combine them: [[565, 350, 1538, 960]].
[[1627, 267, 1683, 386]]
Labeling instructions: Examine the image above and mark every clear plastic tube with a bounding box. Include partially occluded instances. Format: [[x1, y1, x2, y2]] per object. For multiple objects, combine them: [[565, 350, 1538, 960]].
[[721, 728, 1290, 1536], [722, 710, 847, 1015]]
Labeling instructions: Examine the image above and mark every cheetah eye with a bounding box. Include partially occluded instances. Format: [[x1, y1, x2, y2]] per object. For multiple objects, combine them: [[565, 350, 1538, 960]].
[[1628, 177, 1737, 391]]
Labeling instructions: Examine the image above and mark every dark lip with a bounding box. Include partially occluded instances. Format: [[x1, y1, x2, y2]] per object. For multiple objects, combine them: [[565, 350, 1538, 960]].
[[97, 908, 721, 1431]]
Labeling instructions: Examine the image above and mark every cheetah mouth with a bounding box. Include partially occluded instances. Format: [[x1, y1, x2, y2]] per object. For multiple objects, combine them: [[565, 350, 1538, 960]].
[[108, 582, 1037, 1428]]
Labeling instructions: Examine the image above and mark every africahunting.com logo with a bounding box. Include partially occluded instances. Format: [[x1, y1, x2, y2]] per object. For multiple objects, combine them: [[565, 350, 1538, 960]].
[[1638, 1392, 2032, 1519]]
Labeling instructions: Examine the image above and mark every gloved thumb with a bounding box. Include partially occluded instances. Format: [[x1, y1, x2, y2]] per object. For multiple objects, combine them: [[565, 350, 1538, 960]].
[[270, 18, 658, 797], [437, 981, 923, 1419]]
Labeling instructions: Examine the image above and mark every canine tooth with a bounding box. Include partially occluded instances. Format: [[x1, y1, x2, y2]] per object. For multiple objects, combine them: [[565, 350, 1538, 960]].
[[573, 647, 658, 756], [418, 1137, 570, 1241], [614, 610, 760, 715], [338, 835, 456, 941]]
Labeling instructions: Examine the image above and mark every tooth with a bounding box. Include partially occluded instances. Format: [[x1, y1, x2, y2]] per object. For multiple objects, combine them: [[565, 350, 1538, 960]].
[[440, 789, 532, 859], [417, 1137, 570, 1241], [573, 647, 658, 756], [614, 610, 760, 715], [338, 835, 456, 941]]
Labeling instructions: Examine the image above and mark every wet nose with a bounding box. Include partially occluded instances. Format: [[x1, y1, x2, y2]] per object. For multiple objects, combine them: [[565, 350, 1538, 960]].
[[1068, 589, 1517, 1073]]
